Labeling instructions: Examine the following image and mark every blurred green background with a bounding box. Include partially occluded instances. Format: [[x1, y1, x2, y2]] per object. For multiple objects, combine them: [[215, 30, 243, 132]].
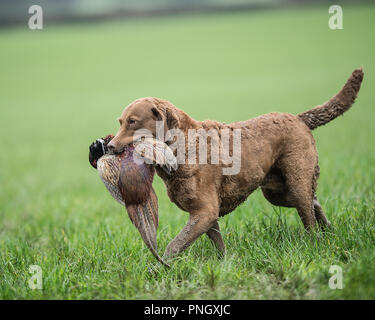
[[0, 1, 374, 299]]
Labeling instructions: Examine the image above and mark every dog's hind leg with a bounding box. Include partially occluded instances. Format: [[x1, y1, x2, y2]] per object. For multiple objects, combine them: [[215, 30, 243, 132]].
[[311, 165, 331, 229], [206, 220, 226, 257], [270, 152, 318, 230], [285, 165, 317, 229], [313, 195, 331, 229]]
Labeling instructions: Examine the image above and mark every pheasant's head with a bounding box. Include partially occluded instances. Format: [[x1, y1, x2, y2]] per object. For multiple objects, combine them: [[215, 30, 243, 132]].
[[89, 134, 114, 168]]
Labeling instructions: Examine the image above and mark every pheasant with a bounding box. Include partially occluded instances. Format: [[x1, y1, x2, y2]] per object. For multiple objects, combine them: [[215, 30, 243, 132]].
[[89, 134, 177, 267]]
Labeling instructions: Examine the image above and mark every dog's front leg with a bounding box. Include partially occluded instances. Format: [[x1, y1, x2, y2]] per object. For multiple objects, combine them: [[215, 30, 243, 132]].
[[163, 210, 217, 259]]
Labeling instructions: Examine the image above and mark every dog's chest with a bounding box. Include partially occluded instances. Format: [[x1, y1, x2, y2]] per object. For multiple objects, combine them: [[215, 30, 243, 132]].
[[165, 180, 201, 212], [156, 169, 201, 212]]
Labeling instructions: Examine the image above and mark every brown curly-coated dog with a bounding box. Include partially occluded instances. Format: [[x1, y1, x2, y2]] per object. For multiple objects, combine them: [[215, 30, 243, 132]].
[[107, 68, 364, 259]]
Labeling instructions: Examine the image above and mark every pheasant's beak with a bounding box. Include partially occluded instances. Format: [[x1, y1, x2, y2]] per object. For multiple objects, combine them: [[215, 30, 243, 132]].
[[90, 159, 97, 169]]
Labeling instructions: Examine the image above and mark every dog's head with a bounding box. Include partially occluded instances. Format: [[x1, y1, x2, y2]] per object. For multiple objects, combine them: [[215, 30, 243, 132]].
[[107, 97, 180, 154]]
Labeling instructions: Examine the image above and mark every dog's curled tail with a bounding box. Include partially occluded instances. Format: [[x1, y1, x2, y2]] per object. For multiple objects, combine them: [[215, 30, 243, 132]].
[[298, 68, 364, 130]]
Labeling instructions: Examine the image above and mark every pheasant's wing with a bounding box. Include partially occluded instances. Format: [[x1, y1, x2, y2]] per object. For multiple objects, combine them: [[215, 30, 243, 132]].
[[125, 187, 170, 267], [134, 138, 177, 174]]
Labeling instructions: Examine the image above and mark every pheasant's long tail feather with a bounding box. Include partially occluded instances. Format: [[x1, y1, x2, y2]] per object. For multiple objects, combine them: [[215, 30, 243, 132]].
[[126, 188, 170, 268]]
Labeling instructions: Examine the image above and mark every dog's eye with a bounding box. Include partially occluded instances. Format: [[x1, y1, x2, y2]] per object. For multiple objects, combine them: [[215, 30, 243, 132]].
[[128, 119, 136, 125]]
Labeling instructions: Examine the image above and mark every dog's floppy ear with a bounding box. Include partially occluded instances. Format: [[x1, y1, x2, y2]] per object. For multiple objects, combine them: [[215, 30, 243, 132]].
[[151, 107, 162, 121], [165, 107, 179, 130], [152, 103, 179, 130]]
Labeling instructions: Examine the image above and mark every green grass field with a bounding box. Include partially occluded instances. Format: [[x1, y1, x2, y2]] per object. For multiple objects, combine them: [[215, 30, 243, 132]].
[[1, 4, 375, 299]]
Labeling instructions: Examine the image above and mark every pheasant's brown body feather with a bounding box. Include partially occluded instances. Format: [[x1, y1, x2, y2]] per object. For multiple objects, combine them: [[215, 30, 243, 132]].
[[119, 154, 154, 205]]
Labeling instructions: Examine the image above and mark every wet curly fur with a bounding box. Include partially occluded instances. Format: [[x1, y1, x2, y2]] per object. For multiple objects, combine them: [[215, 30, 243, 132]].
[[107, 68, 364, 259]]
